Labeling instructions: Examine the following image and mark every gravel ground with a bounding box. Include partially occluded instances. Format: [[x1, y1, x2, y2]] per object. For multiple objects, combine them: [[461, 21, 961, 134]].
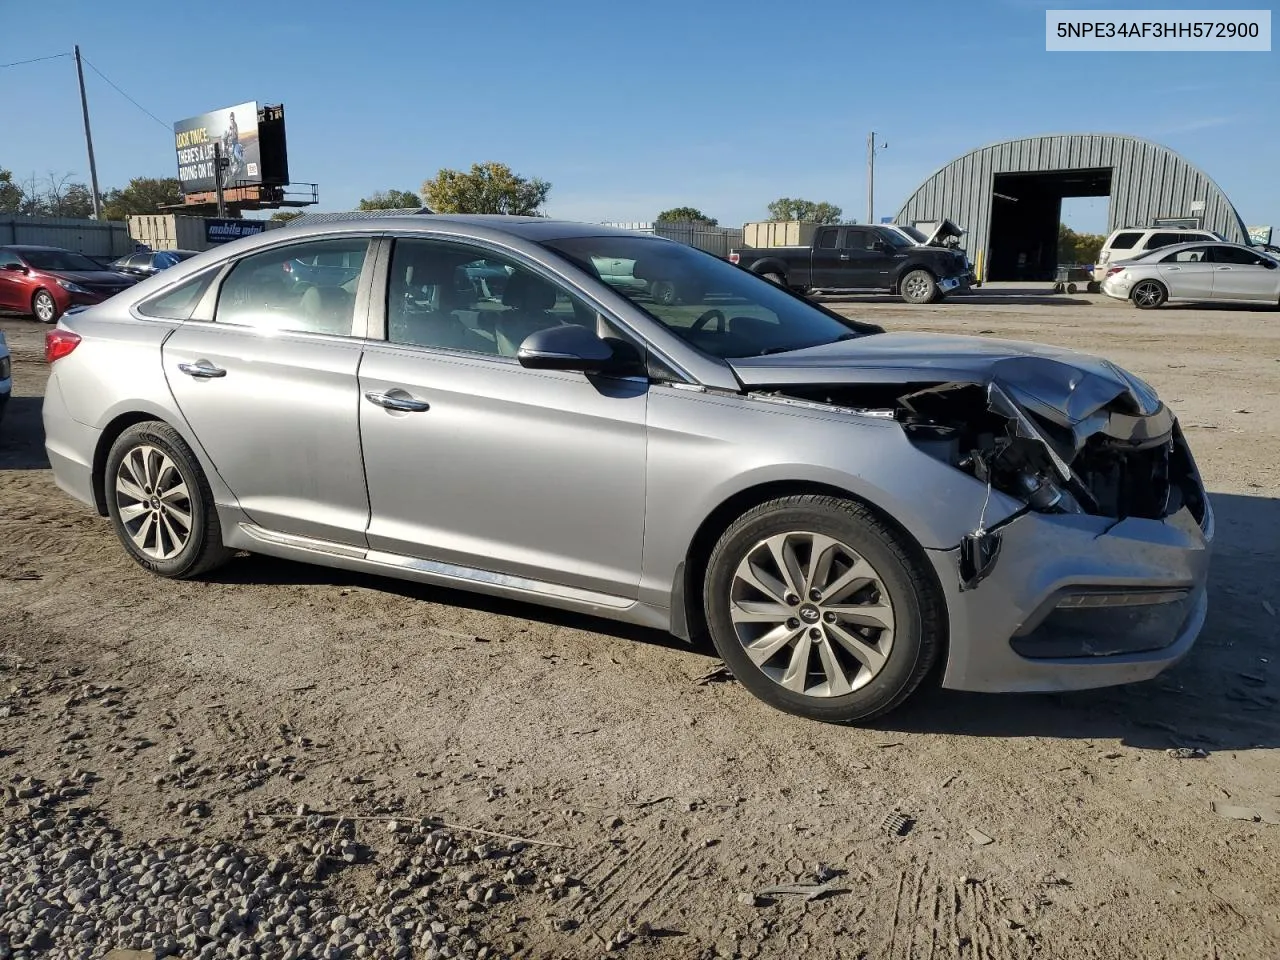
[[1, 287, 1279, 959]]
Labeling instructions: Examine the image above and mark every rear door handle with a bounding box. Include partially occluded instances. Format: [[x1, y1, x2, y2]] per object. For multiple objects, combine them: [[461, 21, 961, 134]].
[[177, 361, 226, 379], [838, 254, 850, 260], [365, 391, 430, 412], [1216, 266, 1232, 271]]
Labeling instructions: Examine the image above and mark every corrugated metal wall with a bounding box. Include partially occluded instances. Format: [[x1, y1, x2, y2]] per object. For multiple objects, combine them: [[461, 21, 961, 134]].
[[896, 135, 1248, 277], [0, 215, 132, 256]]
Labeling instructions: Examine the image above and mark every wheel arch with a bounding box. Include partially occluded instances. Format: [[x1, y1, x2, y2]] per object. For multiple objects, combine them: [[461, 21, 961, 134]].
[[670, 479, 948, 663], [747, 257, 789, 279], [91, 411, 173, 515]]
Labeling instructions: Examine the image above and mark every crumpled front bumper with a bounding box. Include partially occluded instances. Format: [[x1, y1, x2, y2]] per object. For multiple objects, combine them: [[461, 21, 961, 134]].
[[928, 498, 1214, 693]]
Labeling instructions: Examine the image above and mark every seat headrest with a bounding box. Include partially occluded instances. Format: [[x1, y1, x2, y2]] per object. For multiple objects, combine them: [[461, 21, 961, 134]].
[[502, 272, 557, 312]]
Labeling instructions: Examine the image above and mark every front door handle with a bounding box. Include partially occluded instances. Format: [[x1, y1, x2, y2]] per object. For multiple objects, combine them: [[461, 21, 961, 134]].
[[365, 391, 430, 412], [177, 361, 226, 379], [1216, 266, 1232, 271], [839, 254, 850, 260]]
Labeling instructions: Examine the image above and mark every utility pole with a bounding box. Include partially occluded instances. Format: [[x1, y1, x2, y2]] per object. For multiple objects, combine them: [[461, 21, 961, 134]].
[[213, 142, 227, 218], [866, 132, 886, 225], [74, 45, 103, 220]]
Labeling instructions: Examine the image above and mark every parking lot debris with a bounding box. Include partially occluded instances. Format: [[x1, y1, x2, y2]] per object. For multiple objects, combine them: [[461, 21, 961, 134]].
[[1211, 802, 1277, 823], [882, 812, 914, 836], [693, 663, 735, 685], [969, 829, 995, 846], [757, 877, 847, 902], [1166, 747, 1208, 760]]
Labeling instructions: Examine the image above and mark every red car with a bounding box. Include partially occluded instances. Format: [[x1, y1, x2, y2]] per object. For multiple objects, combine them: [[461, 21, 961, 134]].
[[0, 245, 138, 323]]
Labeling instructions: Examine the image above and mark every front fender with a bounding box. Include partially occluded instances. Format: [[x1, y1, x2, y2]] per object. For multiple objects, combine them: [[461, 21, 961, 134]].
[[638, 386, 1023, 608]]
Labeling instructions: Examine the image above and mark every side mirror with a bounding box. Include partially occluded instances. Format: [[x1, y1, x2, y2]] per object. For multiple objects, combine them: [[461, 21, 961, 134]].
[[2, 263, 27, 273], [1262, 258, 1277, 269], [517, 323, 633, 375]]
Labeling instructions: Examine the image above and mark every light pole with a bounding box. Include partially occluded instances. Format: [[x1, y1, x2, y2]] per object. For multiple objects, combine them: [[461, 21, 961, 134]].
[[867, 132, 887, 225], [73, 45, 103, 220]]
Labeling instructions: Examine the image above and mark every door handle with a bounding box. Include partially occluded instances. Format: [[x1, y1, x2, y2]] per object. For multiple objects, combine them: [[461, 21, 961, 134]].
[[177, 361, 226, 379], [365, 391, 430, 412], [1216, 266, 1232, 271], [839, 254, 850, 260]]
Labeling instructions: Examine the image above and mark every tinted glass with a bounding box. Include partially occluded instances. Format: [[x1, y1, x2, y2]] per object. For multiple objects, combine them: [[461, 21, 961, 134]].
[[0, 251, 22, 269], [1213, 245, 1270, 266], [541, 236, 867, 360], [1145, 233, 1194, 250], [816, 229, 838, 250], [216, 238, 368, 335], [876, 228, 912, 249], [136, 270, 217, 321], [19, 249, 104, 271], [898, 225, 929, 244], [1160, 247, 1208, 263], [1109, 232, 1143, 250], [843, 228, 871, 250], [386, 239, 592, 357]]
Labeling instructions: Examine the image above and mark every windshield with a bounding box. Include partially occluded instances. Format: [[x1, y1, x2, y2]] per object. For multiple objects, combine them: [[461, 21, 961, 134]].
[[878, 228, 915, 248], [896, 225, 929, 244], [540, 236, 870, 359], [20, 249, 105, 272]]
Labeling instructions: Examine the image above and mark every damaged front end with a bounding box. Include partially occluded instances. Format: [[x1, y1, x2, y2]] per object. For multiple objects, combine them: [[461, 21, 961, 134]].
[[751, 361, 1208, 590]]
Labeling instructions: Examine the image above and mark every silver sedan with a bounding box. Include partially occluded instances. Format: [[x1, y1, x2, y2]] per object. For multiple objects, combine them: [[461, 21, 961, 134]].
[[42, 216, 1213, 724], [1102, 240, 1280, 308]]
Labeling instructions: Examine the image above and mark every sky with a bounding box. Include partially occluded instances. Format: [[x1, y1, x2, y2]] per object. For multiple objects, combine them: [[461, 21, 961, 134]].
[[1, 0, 1276, 235]]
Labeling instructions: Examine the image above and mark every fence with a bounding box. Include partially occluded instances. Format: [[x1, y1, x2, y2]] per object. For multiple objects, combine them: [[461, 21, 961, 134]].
[[600, 221, 744, 258], [0, 215, 133, 257]]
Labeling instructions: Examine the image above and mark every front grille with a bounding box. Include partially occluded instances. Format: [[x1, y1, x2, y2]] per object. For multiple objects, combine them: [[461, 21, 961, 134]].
[[81, 284, 131, 298]]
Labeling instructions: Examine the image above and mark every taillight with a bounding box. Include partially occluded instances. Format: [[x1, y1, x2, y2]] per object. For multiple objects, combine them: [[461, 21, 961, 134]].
[[1106, 266, 1124, 278], [728, 253, 740, 264], [45, 329, 82, 363]]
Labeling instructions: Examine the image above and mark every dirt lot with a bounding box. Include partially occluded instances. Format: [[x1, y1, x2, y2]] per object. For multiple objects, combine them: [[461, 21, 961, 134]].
[[2, 288, 1278, 959]]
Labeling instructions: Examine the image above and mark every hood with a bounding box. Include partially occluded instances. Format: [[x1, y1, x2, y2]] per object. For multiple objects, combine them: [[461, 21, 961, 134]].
[[47, 270, 138, 286], [912, 219, 965, 248], [728, 331, 1165, 429]]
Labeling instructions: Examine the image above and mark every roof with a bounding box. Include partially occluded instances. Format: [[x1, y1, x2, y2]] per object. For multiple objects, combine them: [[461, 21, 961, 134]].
[[284, 207, 432, 227], [281, 213, 663, 242]]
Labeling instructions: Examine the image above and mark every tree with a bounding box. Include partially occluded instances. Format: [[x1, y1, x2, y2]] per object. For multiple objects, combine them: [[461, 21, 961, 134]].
[[358, 189, 422, 211], [766, 198, 843, 224], [0, 169, 23, 213], [270, 210, 305, 222], [102, 177, 183, 221], [655, 206, 717, 225], [1058, 223, 1105, 265], [422, 162, 550, 216]]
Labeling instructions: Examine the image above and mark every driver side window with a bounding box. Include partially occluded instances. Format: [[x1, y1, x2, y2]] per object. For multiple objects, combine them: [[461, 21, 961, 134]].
[[385, 239, 595, 358]]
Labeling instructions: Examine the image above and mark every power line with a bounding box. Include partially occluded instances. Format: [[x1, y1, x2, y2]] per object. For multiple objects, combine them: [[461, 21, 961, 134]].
[[82, 56, 171, 131], [0, 52, 72, 69]]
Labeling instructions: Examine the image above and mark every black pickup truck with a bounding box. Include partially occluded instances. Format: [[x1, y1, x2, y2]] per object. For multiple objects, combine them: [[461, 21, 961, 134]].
[[729, 221, 971, 303]]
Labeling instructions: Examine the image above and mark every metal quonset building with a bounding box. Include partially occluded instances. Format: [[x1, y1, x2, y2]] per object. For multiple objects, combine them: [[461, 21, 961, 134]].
[[896, 134, 1248, 282]]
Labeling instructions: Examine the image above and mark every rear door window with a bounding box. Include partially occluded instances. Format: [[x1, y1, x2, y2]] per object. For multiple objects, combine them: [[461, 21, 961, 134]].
[[1160, 247, 1208, 263], [1145, 232, 1192, 251], [1108, 232, 1143, 250]]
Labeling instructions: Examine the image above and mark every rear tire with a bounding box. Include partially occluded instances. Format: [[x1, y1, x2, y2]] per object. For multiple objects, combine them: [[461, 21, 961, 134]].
[[703, 495, 943, 724], [1131, 279, 1167, 309], [32, 290, 58, 324], [104, 421, 234, 579], [900, 269, 939, 304], [762, 271, 786, 286]]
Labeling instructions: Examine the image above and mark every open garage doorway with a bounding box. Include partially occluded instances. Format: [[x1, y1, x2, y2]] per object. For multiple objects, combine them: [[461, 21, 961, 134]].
[[987, 168, 1111, 281]]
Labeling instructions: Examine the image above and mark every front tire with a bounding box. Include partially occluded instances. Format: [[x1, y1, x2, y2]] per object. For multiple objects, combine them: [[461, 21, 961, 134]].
[[1131, 279, 1167, 309], [104, 421, 233, 579], [900, 269, 939, 304], [32, 290, 58, 324], [703, 495, 943, 724]]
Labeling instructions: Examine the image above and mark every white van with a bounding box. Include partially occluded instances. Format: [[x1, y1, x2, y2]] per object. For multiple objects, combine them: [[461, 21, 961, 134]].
[[1096, 227, 1222, 269]]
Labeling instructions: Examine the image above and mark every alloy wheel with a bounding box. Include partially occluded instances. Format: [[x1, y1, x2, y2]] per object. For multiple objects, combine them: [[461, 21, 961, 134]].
[[728, 531, 895, 697], [903, 274, 930, 301], [33, 292, 56, 323], [1133, 281, 1163, 308], [114, 444, 194, 560]]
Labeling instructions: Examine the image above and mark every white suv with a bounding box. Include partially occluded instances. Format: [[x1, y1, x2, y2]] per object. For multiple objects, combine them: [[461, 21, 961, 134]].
[[1096, 227, 1222, 270]]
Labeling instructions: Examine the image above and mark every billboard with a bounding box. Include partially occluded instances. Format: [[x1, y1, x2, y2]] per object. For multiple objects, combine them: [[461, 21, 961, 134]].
[[204, 218, 270, 245], [174, 102, 262, 194], [1247, 225, 1273, 246]]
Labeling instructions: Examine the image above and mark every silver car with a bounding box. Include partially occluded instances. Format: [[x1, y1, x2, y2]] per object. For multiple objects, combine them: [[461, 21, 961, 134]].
[[1102, 240, 1280, 308], [42, 217, 1214, 724]]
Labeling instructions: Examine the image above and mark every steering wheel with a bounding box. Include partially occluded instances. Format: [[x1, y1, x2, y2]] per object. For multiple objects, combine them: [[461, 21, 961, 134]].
[[690, 308, 726, 332]]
